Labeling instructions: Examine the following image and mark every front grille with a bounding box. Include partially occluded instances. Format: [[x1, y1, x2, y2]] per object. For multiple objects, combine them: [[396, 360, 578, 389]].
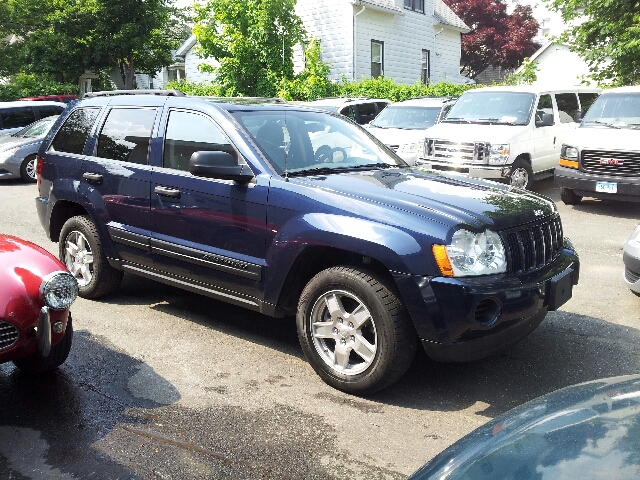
[[426, 140, 487, 164], [581, 149, 640, 177], [0, 321, 19, 350], [625, 267, 640, 283], [502, 216, 564, 274]]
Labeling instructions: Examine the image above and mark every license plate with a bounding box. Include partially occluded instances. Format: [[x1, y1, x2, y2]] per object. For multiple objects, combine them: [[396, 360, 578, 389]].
[[596, 181, 617, 193], [547, 269, 574, 311]]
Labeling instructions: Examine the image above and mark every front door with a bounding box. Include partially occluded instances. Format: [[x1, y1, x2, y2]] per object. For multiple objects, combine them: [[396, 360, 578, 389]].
[[531, 93, 557, 172]]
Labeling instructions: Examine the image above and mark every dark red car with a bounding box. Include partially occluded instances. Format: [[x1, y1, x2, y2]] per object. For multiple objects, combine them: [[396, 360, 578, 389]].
[[0, 234, 78, 372], [19, 95, 77, 104]]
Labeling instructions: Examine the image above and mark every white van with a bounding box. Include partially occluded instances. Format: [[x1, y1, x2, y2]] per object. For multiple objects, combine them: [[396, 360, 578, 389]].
[[418, 85, 601, 189]]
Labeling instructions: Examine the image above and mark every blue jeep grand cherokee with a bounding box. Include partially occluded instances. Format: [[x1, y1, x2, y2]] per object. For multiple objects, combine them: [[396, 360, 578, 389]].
[[35, 91, 579, 394]]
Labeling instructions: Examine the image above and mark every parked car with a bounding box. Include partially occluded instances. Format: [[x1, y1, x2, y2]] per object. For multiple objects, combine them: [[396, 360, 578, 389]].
[[555, 86, 640, 205], [407, 374, 640, 479], [0, 101, 66, 137], [301, 97, 390, 124], [419, 85, 601, 189], [0, 234, 78, 373], [0, 115, 59, 182], [366, 97, 456, 165], [623, 224, 640, 296], [20, 94, 78, 104], [36, 91, 579, 394]]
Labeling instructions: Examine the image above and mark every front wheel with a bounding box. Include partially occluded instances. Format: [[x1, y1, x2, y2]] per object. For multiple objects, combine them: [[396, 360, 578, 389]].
[[13, 315, 74, 373], [296, 266, 417, 395], [508, 158, 533, 190], [59, 215, 123, 298]]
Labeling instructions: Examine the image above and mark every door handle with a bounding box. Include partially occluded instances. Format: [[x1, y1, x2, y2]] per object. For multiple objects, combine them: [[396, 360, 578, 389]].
[[154, 186, 181, 199], [83, 172, 103, 184]]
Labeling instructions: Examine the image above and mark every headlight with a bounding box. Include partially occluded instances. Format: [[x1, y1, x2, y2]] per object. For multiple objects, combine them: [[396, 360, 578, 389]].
[[399, 142, 422, 153], [0, 148, 18, 162], [40, 271, 79, 310], [488, 144, 510, 165], [433, 229, 507, 277], [561, 145, 578, 160]]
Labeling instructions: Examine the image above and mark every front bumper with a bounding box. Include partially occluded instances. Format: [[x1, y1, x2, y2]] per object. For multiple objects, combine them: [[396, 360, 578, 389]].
[[555, 166, 640, 202], [418, 159, 508, 179], [405, 248, 579, 362], [623, 251, 640, 294]]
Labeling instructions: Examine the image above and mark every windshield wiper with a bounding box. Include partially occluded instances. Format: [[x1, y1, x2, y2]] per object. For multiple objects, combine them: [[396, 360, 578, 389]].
[[584, 120, 621, 129], [442, 117, 472, 123]]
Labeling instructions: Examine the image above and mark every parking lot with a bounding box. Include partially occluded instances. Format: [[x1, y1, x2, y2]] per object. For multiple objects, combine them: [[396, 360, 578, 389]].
[[1, 176, 639, 479]]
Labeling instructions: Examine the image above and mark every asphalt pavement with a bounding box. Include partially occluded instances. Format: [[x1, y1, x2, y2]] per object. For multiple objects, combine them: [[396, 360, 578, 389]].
[[1, 176, 639, 479]]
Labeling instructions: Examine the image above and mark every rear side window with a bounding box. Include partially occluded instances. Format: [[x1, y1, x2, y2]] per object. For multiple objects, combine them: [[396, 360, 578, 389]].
[[1, 107, 36, 129], [50, 107, 100, 154], [579, 92, 599, 113], [356, 103, 378, 124], [535, 94, 554, 126], [37, 106, 65, 119], [96, 108, 157, 164], [555, 93, 580, 123], [163, 110, 234, 171]]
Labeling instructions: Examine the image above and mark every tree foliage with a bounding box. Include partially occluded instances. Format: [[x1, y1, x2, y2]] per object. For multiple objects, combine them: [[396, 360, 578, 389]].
[[548, 0, 640, 85], [0, 73, 77, 101], [444, 0, 540, 79], [2, 0, 189, 88], [193, 0, 306, 96]]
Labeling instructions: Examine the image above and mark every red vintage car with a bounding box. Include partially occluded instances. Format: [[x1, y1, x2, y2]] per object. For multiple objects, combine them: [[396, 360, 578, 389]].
[[0, 234, 78, 372]]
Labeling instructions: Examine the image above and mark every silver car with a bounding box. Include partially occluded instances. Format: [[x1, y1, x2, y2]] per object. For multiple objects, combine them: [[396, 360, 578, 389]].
[[623, 224, 640, 295], [0, 115, 59, 183]]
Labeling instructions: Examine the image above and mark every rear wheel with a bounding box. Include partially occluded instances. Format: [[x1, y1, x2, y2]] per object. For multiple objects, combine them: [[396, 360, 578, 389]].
[[13, 315, 73, 373], [561, 187, 583, 205], [20, 154, 37, 183], [296, 266, 417, 395], [59, 215, 123, 298], [508, 158, 533, 190]]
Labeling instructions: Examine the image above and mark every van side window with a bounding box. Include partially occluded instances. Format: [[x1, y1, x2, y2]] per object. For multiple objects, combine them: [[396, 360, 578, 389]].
[[579, 92, 599, 113], [1, 107, 36, 129], [50, 107, 101, 155], [340, 106, 357, 122], [96, 108, 157, 164], [356, 102, 378, 124], [163, 110, 235, 172], [555, 93, 580, 123], [535, 94, 554, 126], [37, 106, 65, 119]]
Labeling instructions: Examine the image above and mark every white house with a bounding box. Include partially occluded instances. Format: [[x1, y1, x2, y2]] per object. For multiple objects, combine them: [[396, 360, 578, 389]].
[[173, 0, 470, 86]]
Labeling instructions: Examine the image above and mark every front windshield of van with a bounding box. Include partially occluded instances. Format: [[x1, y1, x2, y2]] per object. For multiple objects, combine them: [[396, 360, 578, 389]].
[[443, 91, 535, 126], [370, 106, 441, 130], [581, 93, 640, 129]]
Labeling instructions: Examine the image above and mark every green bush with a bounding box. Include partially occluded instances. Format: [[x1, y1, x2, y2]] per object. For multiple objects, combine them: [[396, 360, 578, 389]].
[[0, 73, 78, 101]]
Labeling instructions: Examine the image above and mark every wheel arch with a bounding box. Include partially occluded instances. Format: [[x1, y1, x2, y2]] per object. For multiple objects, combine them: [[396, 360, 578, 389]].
[[49, 201, 90, 244]]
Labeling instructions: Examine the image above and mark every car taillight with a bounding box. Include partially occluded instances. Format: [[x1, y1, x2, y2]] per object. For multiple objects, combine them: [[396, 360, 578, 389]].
[[36, 155, 44, 191]]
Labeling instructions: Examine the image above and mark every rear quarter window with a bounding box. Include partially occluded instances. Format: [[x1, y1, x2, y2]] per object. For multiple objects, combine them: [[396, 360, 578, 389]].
[[96, 108, 157, 164], [50, 107, 101, 155]]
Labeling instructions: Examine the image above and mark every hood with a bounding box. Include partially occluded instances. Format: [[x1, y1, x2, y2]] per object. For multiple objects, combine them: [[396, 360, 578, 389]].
[[366, 126, 427, 146], [425, 122, 530, 144], [565, 126, 640, 151], [295, 168, 556, 232], [0, 235, 67, 323], [409, 374, 640, 480], [0, 135, 30, 150]]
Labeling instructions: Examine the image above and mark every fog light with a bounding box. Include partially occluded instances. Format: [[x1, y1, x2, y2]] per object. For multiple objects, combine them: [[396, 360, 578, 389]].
[[474, 298, 501, 325]]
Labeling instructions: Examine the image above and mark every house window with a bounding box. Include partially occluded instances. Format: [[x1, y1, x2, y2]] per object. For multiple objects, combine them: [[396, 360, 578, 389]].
[[371, 41, 383, 78], [404, 0, 424, 13], [421, 50, 430, 85]]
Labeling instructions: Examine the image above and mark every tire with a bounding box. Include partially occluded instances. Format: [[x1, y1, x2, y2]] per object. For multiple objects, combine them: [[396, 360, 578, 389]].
[[508, 158, 533, 190], [20, 154, 37, 183], [296, 266, 417, 395], [560, 187, 583, 205], [59, 215, 123, 298], [13, 315, 74, 373]]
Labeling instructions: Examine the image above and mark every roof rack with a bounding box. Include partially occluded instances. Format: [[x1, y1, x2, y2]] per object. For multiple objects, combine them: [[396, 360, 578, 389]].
[[83, 89, 186, 98], [200, 96, 287, 104]]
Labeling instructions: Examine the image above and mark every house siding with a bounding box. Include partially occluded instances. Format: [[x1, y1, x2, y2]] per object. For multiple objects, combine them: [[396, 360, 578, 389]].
[[533, 44, 593, 86], [184, 49, 219, 83]]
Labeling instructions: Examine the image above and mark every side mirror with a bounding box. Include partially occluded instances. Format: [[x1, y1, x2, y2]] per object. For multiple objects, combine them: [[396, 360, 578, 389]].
[[573, 110, 583, 122], [536, 113, 554, 127], [189, 151, 254, 183]]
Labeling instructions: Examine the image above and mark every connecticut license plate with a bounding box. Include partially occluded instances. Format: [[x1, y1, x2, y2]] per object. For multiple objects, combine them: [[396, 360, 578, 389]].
[[596, 181, 617, 193]]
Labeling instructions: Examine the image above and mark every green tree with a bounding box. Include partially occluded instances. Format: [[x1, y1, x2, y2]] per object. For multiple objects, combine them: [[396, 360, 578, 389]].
[[547, 0, 640, 85], [277, 39, 338, 100], [4, 0, 189, 88], [193, 0, 306, 96]]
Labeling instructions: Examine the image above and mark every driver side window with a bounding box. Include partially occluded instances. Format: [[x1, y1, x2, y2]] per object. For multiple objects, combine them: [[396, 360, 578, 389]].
[[535, 94, 555, 126]]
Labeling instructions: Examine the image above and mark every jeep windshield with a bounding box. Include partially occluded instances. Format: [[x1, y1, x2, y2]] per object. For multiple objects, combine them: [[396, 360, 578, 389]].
[[369, 106, 441, 130], [231, 109, 405, 176], [442, 91, 535, 126], [582, 93, 640, 129]]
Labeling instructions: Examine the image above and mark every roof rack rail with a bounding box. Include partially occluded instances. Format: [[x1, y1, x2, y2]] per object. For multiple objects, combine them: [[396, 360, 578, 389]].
[[200, 96, 287, 104], [83, 89, 186, 98]]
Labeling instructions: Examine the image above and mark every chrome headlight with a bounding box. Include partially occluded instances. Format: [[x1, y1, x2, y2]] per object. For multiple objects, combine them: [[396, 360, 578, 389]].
[[444, 229, 507, 276], [40, 271, 79, 310], [0, 148, 18, 163], [488, 144, 510, 165], [561, 145, 578, 160]]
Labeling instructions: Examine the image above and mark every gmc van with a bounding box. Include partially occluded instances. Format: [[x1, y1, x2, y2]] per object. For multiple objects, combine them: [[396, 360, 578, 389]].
[[418, 86, 600, 189]]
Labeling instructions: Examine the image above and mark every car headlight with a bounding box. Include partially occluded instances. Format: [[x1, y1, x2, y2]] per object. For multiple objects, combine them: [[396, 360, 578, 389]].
[[0, 148, 18, 163], [561, 145, 578, 160], [433, 229, 507, 276], [40, 271, 79, 310], [488, 144, 510, 165], [399, 143, 422, 153]]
